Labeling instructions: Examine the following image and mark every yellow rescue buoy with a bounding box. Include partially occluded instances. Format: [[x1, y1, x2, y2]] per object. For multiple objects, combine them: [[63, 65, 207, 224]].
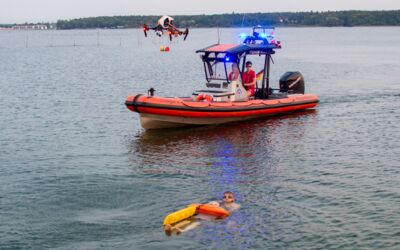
[[163, 205, 197, 225]]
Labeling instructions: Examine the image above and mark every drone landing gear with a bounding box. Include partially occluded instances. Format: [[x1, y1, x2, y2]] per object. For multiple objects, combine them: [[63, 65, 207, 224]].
[[183, 28, 189, 41]]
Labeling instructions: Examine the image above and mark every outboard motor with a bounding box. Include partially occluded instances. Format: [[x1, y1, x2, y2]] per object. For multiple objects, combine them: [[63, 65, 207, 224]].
[[279, 71, 305, 94]]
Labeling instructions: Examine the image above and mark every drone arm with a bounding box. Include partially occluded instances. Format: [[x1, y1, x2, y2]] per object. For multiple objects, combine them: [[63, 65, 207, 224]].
[[183, 28, 189, 40]]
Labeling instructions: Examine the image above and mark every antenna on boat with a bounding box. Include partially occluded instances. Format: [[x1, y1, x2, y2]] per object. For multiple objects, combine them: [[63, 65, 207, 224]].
[[241, 14, 246, 27], [217, 27, 220, 44]]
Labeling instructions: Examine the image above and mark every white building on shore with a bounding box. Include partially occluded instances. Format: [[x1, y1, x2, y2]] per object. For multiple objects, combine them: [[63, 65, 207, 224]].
[[11, 24, 54, 30]]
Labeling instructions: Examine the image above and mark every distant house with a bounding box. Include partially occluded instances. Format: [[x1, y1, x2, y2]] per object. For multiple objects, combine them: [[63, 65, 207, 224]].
[[12, 24, 49, 30]]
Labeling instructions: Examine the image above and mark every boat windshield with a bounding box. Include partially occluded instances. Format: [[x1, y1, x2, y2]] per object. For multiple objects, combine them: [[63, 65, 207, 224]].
[[204, 61, 242, 83]]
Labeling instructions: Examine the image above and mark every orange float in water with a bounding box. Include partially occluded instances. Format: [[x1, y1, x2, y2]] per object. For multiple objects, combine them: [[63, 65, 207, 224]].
[[163, 203, 230, 229], [189, 204, 230, 218], [160, 46, 170, 52]]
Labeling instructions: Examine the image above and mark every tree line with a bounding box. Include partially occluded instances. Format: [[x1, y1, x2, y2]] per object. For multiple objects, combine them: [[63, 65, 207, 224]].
[[6, 10, 400, 29]]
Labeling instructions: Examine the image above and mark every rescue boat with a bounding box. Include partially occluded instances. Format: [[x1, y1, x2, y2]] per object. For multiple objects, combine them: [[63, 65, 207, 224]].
[[126, 26, 319, 129]]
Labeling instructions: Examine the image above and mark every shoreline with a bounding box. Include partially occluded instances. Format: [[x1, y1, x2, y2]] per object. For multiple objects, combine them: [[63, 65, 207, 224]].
[[2, 10, 400, 29], [1, 25, 399, 31]]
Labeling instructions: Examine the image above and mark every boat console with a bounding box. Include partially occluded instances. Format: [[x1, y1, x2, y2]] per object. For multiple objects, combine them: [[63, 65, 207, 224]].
[[193, 79, 248, 102]]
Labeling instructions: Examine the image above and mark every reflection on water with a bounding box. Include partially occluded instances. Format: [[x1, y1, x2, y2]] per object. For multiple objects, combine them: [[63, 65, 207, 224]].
[[127, 110, 317, 249], [129, 110, 317, 176]]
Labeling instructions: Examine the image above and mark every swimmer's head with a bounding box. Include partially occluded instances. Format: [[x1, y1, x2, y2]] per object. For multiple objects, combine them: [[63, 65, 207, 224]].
[[208, 201, 220, 207], [222, 191, 235, 203]]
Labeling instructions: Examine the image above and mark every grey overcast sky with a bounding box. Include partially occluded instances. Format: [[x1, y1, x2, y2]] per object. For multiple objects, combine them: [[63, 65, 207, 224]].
[[1, 0, 399, 23]]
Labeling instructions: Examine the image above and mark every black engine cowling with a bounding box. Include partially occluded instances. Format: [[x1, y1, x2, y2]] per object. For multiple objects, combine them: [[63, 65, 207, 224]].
[[279, 71, 305, 94]]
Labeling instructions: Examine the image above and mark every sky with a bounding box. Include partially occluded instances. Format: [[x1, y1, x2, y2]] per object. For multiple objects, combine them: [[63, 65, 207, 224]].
[[1, 0, 400, 23]]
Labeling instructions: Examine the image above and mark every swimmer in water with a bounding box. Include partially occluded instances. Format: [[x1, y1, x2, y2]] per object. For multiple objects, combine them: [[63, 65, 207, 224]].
[[221, 191, 241, 212], [163, 201, 221, 236]]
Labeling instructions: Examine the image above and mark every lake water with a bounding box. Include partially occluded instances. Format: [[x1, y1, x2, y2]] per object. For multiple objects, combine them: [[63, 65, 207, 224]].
[[1, 27, 399, 249]]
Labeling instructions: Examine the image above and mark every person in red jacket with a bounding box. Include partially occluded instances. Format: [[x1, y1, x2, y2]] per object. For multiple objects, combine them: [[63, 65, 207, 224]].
[[242, 61, 256, 97]]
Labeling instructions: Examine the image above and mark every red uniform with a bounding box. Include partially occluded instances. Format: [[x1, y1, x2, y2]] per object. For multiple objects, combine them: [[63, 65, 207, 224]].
[[242, 70, 256, 95]]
